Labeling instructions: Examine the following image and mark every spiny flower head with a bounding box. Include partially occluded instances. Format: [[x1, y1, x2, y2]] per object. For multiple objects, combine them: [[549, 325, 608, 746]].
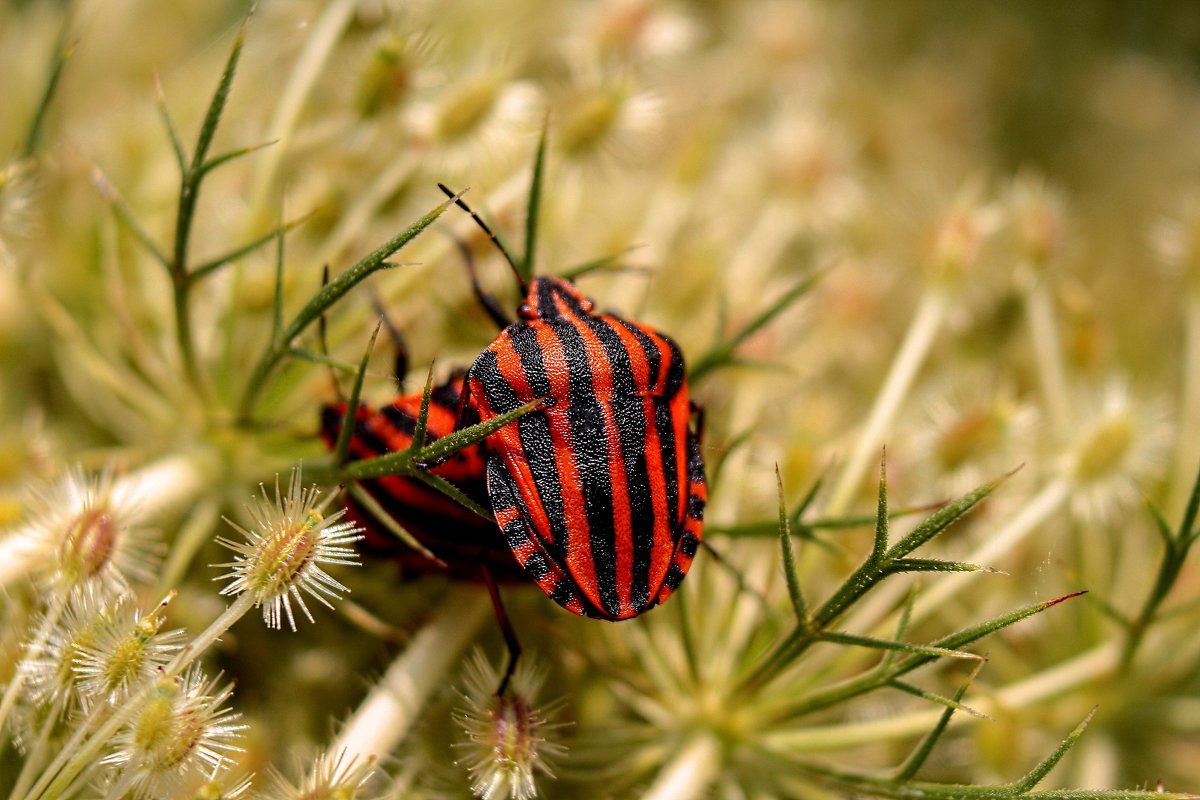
[[101, 666, 245, 799], [24, 466, 160, 594], [1062, 379, 1172, 524], [266, 750, 376, 800], [1006, 171, 1065, 269], [16, 583, 111, 727], [73, 591, 184, 707], [213, 470, 363, 631], [454, 651, 566, 800], [0, 158, 38, 268]]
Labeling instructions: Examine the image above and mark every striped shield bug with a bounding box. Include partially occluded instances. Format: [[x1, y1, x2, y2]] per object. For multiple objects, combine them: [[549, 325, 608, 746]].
[[439, 185, 707, 622], [319, 319, 525, 581]]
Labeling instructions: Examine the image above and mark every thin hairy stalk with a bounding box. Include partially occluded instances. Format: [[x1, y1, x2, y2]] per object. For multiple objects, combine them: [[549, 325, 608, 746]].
[[250, 0, 357, 209], [827, 290, 949, 514], [329, 587, 488, 762], [640, 734, 721, 800], [1026, 276, 1071, 430]]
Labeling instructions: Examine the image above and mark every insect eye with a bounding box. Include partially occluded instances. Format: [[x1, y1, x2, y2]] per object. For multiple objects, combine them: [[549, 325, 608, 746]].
[[518, 302, 537, 320]]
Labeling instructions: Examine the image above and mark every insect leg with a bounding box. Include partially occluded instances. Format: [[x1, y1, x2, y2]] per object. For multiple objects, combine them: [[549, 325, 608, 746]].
[[482, 562, 523, 696]]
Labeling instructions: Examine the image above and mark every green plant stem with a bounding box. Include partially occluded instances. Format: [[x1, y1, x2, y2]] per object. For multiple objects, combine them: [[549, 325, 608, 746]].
[[640, 734, 721, 800], [22, 19, 72, 160], [237, 197, 452, 420], [1168, 292, 1200, 516], [763, 640, 1119, 753], [826, 289, 948, 515]]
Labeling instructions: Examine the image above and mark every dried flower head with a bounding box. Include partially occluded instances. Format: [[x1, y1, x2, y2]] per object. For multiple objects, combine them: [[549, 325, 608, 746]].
[[922, 182, 1003, 287], [0, 158, 39, 268], [1062, 379, 1172, 524], [213, 471, 363, 631], [23, 466, 160, 595], [16, 584, 112, 726], [910, 374, 1037, 495], [101, 666, 245, 799], [454, 651, 566, 800], [1150, 192, 1200, 294], [1006, 171, 1065, 269], [266, 750, 376, 800]]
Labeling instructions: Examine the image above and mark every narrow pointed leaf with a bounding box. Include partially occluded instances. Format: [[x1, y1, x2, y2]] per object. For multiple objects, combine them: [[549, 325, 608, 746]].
[[883, 589, 918, 669], [272, 219, 285, 340], [777, 466, 808, 623], [411, 398, 543, 466], [347, 483, 444, 565], [886, 470, 1013, 560], [690, 270, 823, 382], [91, 167, 169, 269], [699, 539, 773, 615], [895, 660, 985, 780], [191, 17, 247, 173], [892, 591, 1086, 679], [341, 399, 541, 480], [1011, 708, 1097, 792], [1180, 460, 1200, 542], [795, 475, 825, 517], [333, 321, 382, 467], [888, 679, 991, 719], [817, 631, 980, 661], [191, 212, 311, 281], [23, 21, 73, 159], [1146, 499, 1175, 547], [873, 452, 889, 561], [561, 253, 646, 281], [196, 139, 276, 179], [522, 125, 547, 283], [411, 365, 435, 450], [884, 558, 996, 575], [154, 74, 188, 173], [285, 348, 356, 372], [405, 467, 493, 521]]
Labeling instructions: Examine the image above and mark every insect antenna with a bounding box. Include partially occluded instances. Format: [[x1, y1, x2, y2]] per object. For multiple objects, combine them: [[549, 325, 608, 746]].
[[437, 182, 529, 297], [448, 232, 512, 329]]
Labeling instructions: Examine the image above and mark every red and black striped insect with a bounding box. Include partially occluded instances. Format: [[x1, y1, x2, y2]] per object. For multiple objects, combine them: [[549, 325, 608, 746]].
[[441, 188, 708, 622], [319, 350, 525, 582]]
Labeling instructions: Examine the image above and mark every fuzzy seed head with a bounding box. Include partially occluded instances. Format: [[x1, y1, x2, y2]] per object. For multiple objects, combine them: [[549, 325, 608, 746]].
[[924, 196, 1000, 286], [103, 667, 245, 798], [454, 652, 565, 800], [266, 751, 376, 800], [1063, 380, 1172, 523], [73, 592, 183, 706], [1007, 172, 1064, 268], [437, 77, 502, 142], [213, 470, 363, 631], [17, 585, 111, 723], [25, 467, 160, 594]]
